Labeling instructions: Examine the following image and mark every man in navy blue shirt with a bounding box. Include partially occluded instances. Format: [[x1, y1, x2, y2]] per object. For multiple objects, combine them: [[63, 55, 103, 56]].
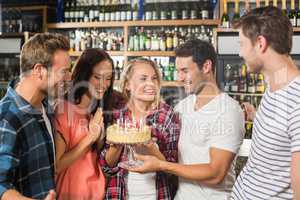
[[0, 33, 71, 200]]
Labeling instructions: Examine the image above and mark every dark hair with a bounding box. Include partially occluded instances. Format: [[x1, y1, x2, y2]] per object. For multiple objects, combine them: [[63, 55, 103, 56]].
[[175, 39, 217, 73], [233, 6, 292, 55], [68, 48, 115, 127], [20, 33, 69, 73]]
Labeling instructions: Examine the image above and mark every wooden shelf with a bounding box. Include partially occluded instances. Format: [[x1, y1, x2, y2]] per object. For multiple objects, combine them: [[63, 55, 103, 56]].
[[216, 27, 300, 33], [2, 5, 50, 11], [227, 92, 264, 96], [0, 32, 36, 38], [69, 51, 176, 57], [293, 27, 300, 33], [125, 51, 175, 57], [47, 19, 220, 29], [215, 28, 239, 33], [114, 80, 182, 88], [69, 51, 125, 57], [124, 19, 220, 27]]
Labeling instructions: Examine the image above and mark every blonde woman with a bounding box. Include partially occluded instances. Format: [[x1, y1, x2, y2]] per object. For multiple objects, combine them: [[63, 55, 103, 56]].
[[99, 58, 180, 200]]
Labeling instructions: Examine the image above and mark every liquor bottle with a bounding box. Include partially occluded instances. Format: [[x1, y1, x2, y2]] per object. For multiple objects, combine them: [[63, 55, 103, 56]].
[[289, 0, 296, 27], [273, 0, 278, 7], [132, 2, 139, 20], [64, 0, 71, 22], [232, 0, 240, 22], [152, 2, 159, 20], [239, 64, 247, 93], [182, 3, 189, 20], [126, 2, 132, 21], [230, 67, 239, 92], [224, 64, 232, 92], [247, 73, 256, 93], [99, 6, 105, 21], [171, 3, 178, 20], [169, 62, 175, 81], [159, 29, 166, 51], [145, 3, 152, 21], [158, 3, 166, 20], [139, 27, 146, 51], [110, 2, 116, 22], [173, 28, 179, 50], [115, 2, 121, 21], [297, 1, 300, 27], [166, 29, 174, 51], [265, 0, 269, 6], [201, 0, 210, 19], [152, 32, 160, 51], [221, 0, 230, 28], [133, 28, 140, 51], [115, 61, 121, 80], [145, 30, 151, 51], [281, 0, 287, 16], [256, 73, 265, 93], [190, 2, 197, 20], [128, 32, 135, 51]]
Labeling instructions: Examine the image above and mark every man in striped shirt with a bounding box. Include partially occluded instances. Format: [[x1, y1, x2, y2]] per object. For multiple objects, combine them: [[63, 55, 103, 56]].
[[0, 33, 71, 200], [231, 6, 300, 200]]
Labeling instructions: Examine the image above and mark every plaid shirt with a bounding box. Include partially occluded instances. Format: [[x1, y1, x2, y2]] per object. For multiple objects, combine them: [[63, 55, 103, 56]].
[[0, 80, 55, 199], [99, 102, 180, 200]]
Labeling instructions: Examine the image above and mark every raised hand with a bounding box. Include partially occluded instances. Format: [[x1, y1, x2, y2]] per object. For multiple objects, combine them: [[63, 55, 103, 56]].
[[88, 108, 104, 143], [44, 190, 56, 200]]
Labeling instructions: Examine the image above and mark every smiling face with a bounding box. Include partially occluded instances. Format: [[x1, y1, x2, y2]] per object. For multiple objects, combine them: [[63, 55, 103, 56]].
[[41, 50, 71, 98], [126, 62, 160, 103], [175, 56, 205, 94], [238, 29, 263, 73], [88, 59, 113, 99]]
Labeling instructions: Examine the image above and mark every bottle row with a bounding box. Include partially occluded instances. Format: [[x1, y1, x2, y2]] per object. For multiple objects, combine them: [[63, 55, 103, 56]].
[[113, 57, 177, 82], [66, 25, 214, 52], [221, 0, 300, 28], [128, 26, 213, 52], [1, 9, 42, 33], [224, 64, 266, 94], [63, 0, 216, 23]]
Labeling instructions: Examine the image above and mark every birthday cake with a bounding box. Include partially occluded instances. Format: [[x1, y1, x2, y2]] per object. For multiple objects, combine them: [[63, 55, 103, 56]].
[[106, 124, 151, 144]]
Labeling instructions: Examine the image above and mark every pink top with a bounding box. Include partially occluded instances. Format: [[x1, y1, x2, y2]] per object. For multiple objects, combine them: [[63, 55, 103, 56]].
[[54, 100, 105, 200]]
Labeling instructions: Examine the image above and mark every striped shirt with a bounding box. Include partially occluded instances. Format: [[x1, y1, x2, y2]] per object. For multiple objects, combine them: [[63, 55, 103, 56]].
[[0, 79, 55, 199], [232, 76, 300, 200]]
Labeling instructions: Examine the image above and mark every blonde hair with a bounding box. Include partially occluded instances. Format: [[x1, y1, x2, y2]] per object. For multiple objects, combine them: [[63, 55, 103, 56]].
[[120, 57, 162, 108]]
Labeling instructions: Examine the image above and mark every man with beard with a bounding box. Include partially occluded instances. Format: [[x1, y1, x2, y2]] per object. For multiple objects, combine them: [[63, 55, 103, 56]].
[[126, 39, 245, 200], [231, 6, 300, 200], [0, 33, 71, 200]]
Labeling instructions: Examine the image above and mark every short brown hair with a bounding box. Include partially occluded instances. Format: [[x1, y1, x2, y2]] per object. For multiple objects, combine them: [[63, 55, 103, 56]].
[[233, 6, 293, 55], [20, 33, 70, 74]]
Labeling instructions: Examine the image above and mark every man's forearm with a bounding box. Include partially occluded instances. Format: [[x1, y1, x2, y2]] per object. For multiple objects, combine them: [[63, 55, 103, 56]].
[[159, 161, 222, 184], [1, 189, 33, 200]]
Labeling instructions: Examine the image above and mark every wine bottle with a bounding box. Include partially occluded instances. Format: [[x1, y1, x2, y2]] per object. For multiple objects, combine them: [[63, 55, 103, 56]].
[[281, 0, 287, 16], [265, 0, 270, 6], [297, 0, 300, 27], [221, 0, 230, 28], [232, 0, 240, 22], [289, 0, 296, 27]]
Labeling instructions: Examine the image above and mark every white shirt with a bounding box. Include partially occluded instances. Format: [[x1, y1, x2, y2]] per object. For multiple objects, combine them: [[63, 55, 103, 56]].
[[174, 93, 244, 200], [126, 145, 157, 200], [42, 105, 56, 162]]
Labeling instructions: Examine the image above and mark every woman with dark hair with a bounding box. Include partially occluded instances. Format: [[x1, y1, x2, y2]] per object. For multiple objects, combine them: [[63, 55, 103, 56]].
[[54, 48, 124, 200]]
